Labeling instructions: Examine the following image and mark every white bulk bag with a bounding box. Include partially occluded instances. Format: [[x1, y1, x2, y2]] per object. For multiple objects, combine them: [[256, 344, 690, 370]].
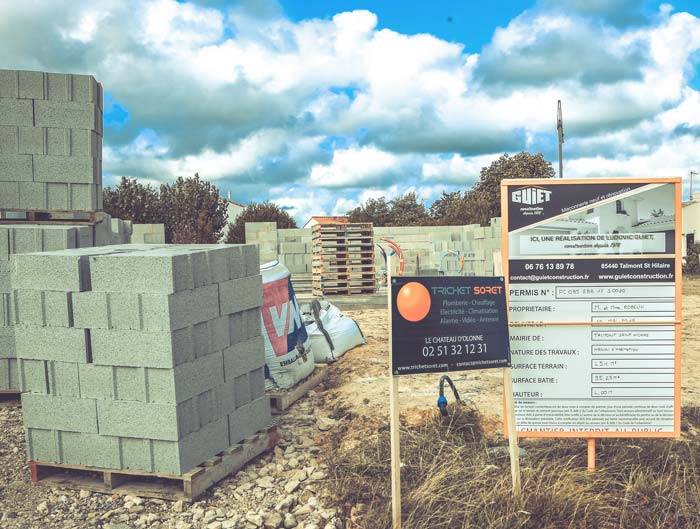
[[304, 300, 365, 363], [260, 261, 314, 389]]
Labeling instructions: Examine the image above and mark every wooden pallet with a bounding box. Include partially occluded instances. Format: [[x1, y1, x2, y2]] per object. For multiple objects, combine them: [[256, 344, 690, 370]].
[[0, 390, 21, 408], [312, 288, 376, 296], [0, 209, 106, 225], [29, 426, 278, 502], [267, 366, 328, 414]]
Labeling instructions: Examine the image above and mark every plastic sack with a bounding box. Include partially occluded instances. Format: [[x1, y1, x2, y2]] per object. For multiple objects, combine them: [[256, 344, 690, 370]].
[[304, 300, 365, 363], [260, 261, 314, 389]]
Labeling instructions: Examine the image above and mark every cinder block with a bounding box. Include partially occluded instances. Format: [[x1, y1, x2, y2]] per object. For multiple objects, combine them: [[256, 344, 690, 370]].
[[0, 262, 11, 291], [96, 399, 195, 441], [91, 327, 194, 368], [0, 99, 33, 127], [78, 363, 114, 400], [18, 182, 47, 209], [249, 366, 265, 400], [228, 396, 271, 446], [34, 100, 99, 131], [68, 181, 99, 211], [46, 182, 69, 210], [108, 292, 141, 330], [223, 336, 265, 381], [0, 293, 10, 325], [34, 156, 99, 183], [0, 154, 33, 181], [0, 358, 18, 390], [89, 248, 194, 294], [114, 366, 147, 401], [0, 327, 16, 359], [147, 350, 225, 404], [0, 70, 18, 98], [46, 73, 69, 102], [26, 428, 58, 462], [219, 275, 263, 316], [208, 246, 231, 284], [14, 326, 88, 362], [119, 437, 152, 471], [72, 291, 109, 328], [234, 373, 251, 408], [22, 393, 98, 433], [17, 127, 44, 155], [18, 70, 45, 99], [71, 75, 100, 105], [58, 431, 121, 468], [153, 416, 230, 474], [47, 360, 80, 397], [0, 126, 18, 154], [243, 245, 260, 276], [246, 307, 261, 338], [228, 246, 245, 279], [46, 128, 69, 156]]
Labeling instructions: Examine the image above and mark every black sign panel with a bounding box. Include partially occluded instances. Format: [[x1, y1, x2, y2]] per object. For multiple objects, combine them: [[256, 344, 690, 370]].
[[508, 183, 646, 231], [391, 276, 511, 376]]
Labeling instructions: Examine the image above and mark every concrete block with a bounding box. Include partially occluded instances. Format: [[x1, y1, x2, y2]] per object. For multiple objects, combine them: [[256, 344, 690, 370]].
[[223, 336, 265, 381], [14, 326, 88, 362], [69, 183, 98, 210], [228, 246, 245, 279], [89, 248, 194, 293], [46, 128, 69, 156], [0, 327, 16, 359], [71, 74, 100, 105], [0, 358, 18, 390], [22, 393, 98, 433], [249, 366, 265, 400], [46, 182, 69, 210], [46, 73, 69, 102], [109, 292, 142, 330], [48, 360, 81, 397], [91, 327, 194, 368], [72, 291, 109, 328], [34, 100, 99, 131], [209, 315, 230, 352], [18, 70, 45, 99], [153, 416, 230, 474], [58, 431, 121, 468], [172, 351, 224, 404], [114, 366, 147, 401], [18, 127, 45, 155], [246, 307, 262, 338], [234, 372, 251, 408], [11, 252, 85, 291], [97, 399, 193, 441], [78, 364, 114, 400], [18, 182, 47, 209], [0, 99, 33, 127], [190, 251, 212, 288], [0, 154, 33, 181], [228, 396, 271, 446], [228, 311, 247, 345], [0, 262, 11, 291], [219, 275, 263, 315], [0, 70, 18, 98], [139, 285, 219, 332], [69, 129, 101, 157], [0, 293, 10, 325], [243, 244, 260, 275], [119, 437, 152, 471], [26, 428, 58, 462], [0, 126, 18, 154], [143, 233, 165, 244], [208, 246, 231, 284], [34, 156, 99, 183]]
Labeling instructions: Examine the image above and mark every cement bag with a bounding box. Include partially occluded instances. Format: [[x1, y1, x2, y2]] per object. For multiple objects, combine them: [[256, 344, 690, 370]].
[[304, 300, 365, 363], [260, 261, 314, 389]]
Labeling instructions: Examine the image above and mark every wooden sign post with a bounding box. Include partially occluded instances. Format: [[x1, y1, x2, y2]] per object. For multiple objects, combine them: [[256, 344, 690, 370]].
[[387, 255, 521, 528]]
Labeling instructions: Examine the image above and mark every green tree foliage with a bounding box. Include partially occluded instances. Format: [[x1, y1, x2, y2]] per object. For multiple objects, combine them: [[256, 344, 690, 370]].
[[225, 201, 297, 244], [103, 174, 228, 243], [103, 177, 161, 224], [684, 243, 700, 275], [347, 198, 392, 225], [159, 174, 228, 244], [347, 152, 554, 227]]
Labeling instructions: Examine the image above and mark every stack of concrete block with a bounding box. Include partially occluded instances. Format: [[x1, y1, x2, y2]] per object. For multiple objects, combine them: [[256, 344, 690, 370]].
[[0, 224, 96, 390], [0, 69, 103, 211], [13, 244, 271, 475], [130, 223, 166, 244], [245, 222, 278, 264]]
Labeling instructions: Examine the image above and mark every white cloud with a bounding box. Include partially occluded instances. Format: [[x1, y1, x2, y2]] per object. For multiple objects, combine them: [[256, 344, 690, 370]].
[[307, 146, 402, 188]]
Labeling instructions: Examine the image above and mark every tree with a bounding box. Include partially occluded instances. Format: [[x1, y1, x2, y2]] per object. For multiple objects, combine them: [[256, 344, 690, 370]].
[[388, 192, 430, 226], [225, 201, 297, 244], [465, 152, 555, 225], [103, 177, 162, 224], [347, 198, 392, 225], [429, 191, 464, 225], [684, 243, 700, 275], [159, 174, 229, 243]]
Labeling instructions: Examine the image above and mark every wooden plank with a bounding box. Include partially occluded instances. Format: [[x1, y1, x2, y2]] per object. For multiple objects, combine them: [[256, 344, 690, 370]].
[[0, 390, 21, 408], [267, 366, 328, 413], [29, 426, 278, 502]]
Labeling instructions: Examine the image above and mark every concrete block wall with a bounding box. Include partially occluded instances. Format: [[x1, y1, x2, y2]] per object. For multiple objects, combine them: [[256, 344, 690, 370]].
[[130, 223, 166, 244], [13, 244, 271, 474], [0, 69, 103, 211], [245, 222, 278, 264], [0, 224, 98, 390]]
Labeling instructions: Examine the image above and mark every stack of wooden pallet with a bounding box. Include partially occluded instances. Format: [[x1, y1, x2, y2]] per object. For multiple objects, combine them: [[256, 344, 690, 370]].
[[312, 222, 375, 296]]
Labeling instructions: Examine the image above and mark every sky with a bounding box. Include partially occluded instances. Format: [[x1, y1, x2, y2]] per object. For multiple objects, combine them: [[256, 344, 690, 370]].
[[1, 0, 699, 223]]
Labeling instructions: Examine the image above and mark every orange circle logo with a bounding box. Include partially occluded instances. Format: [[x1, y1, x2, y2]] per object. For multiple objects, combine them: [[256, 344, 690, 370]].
[[396, 282, 431, 322]]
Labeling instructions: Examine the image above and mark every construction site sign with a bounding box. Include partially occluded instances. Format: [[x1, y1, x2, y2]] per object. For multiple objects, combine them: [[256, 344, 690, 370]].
[[501, 177, 682, 438], [390, 276, 511, 375]]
